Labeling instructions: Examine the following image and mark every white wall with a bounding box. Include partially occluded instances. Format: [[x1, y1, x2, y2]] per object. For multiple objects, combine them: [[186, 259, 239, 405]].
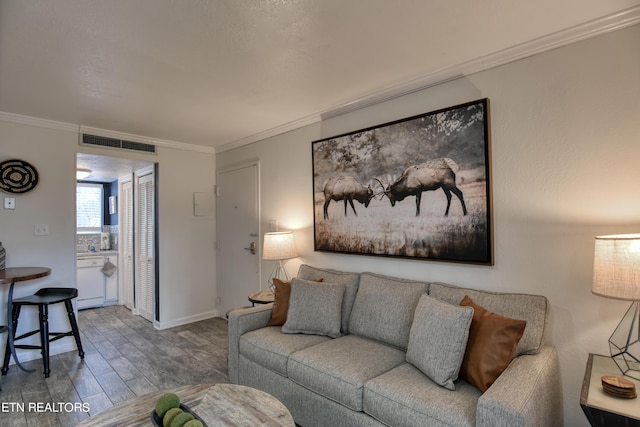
[[156, 146, 217, 328], [0, 122, 78, 361], [217, 24, 640, 426], [0, 119, 217, 364]]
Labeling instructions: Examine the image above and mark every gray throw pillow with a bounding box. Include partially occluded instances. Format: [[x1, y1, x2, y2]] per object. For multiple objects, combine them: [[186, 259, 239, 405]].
[[282, 278, 346, 338], [297, 264, 360, 334], [406, 294, 474, 390]]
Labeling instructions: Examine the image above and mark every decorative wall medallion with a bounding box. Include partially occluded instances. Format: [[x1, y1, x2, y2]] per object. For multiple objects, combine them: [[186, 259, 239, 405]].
[[0, 159, 39, 194]]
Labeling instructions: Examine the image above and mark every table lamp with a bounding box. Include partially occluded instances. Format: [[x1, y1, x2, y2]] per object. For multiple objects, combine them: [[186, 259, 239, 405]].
[[263, 231, 297, 292], [592, 234, 640, 381]]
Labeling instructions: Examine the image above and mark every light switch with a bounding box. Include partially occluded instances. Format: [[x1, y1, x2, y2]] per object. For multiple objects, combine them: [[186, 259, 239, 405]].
[[4, 197, 15, 209], [34, 224, 49, 236]]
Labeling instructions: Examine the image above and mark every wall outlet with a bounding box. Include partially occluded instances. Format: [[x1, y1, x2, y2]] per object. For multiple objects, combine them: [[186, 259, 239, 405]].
[[4, 197, 15, 209], [34, 224, 49, 236]]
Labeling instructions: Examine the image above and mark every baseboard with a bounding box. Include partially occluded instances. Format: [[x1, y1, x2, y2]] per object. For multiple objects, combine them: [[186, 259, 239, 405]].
[[154, 309, 220, 330]]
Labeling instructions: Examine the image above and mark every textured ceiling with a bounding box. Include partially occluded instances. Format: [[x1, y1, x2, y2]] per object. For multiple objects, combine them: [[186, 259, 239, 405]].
[[1, 0, 639, 151]]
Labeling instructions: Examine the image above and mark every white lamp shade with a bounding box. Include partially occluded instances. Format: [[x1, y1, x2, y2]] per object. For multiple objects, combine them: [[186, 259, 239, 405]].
[[263, 232, 297, 260], [592, 234, 640, 301]]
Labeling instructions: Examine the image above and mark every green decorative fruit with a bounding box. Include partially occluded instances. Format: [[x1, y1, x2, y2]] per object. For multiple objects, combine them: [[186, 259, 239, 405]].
[[163, 407, 184, 427], [169, 412, 195, 427], [183, 420, 204, 427], [155, 393, 180, 418]]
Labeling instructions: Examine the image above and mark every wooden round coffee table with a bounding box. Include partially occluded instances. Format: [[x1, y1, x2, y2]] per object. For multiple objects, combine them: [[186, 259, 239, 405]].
[[76, 383, 295, 426]]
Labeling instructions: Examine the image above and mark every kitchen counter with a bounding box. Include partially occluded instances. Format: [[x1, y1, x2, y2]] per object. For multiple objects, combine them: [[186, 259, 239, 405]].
[[77, 250, 118, 258]]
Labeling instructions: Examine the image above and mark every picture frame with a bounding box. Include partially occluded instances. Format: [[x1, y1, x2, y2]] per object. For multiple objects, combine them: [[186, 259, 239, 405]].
[[312, 98, 491, 264]]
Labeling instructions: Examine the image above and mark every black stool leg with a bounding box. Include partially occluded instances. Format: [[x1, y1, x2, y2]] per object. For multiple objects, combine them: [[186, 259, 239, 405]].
[[64, 299, 84, 359], [38, 304, 50, 378], [2, 305, 21, 376]]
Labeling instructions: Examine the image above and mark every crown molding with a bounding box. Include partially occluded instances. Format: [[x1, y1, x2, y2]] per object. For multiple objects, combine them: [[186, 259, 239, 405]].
[[0, 111, 78, 133], [218, 5, 640, 152], [0, 111, 214, 154], [215, 112, 322, 153], [320, 5, 640, 120]]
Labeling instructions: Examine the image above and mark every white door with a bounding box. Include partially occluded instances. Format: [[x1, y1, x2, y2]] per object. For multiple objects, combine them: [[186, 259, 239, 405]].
[[120, 179, 134, 310], [217, 163, 260, 316], [136, 171, 155, 322]]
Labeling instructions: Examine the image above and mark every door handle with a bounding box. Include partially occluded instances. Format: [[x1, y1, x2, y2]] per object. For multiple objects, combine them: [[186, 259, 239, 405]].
[[244, 242, 256, 255]]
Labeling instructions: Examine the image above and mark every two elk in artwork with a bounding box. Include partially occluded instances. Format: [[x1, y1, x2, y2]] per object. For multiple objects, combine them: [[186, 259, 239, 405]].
[[322, 157, 467, 220]]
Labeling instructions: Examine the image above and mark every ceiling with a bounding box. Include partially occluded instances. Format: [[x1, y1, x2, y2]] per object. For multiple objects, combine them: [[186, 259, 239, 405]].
[[76, 152, 153, 183], [1, 1, 639, 152]]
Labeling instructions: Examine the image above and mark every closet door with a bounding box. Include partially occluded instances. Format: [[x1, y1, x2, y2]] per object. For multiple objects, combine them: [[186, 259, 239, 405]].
[[136, 172, 155, 322], [120, 180, 135, 310]]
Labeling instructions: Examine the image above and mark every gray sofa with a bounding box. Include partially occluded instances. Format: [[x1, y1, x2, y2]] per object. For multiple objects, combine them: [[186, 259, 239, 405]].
[[228, 265, 562, 427]]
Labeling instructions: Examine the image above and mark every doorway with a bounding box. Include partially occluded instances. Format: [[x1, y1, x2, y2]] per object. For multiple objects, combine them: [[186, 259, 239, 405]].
[[76, 153, 156, 322], [217, 162, 260, 315]]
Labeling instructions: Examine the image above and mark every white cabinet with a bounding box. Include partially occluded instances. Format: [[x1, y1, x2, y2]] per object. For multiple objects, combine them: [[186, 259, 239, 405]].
[[104, 255, 118, 305], [76, 253, 119, 309], [77, 256, 104, 309]]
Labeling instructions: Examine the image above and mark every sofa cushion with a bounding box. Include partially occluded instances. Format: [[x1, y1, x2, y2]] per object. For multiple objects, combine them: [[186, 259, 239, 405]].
[[459, 295, 527, 392], [363, 363, 481, 427], [406, 295, 473, 390], [282, 278, 345, 338], [428, 282, 547, 356], [297, 264, 360, 334], [348, 273, 427, 350], [288, 335, 406, 411], [240, 326, 331, 376], [267, 277, 323, 326]]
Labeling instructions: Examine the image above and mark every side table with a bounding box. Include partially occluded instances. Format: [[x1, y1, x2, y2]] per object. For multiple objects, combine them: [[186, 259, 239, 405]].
[[248, 290, 274, 306], [581, 353, 640, 426]]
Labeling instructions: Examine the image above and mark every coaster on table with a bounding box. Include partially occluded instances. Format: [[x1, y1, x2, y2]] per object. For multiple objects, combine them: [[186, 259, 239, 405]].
[[601, 375, 637, 399]]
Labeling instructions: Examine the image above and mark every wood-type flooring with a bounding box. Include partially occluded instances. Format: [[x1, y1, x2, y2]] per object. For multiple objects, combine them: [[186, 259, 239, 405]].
[[0, 305, 230, 426]]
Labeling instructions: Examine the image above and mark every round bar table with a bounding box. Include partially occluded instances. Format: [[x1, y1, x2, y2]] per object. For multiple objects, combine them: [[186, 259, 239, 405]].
[[0, 267, 51, 373]]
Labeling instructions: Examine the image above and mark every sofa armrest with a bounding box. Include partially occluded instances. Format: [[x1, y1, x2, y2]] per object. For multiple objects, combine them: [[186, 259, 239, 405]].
[[227, 304, 273, 383], [477, 345, 562, 427]]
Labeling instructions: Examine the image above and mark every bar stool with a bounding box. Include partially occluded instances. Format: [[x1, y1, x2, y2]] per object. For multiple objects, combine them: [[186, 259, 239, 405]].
[[1, 287, 85, 378], [0, 325, 5, 391]]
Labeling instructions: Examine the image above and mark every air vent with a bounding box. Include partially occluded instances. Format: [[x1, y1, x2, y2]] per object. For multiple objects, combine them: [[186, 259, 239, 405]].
[[81, 134, 156, 154]]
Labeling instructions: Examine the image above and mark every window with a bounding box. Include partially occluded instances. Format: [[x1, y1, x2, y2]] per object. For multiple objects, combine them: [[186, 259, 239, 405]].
[[77, 183, 103, 232]]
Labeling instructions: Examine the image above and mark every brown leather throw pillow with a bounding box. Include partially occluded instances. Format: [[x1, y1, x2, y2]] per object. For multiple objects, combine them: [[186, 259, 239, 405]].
[[267, 277, 322, 326], [459, 295, 527, 392]]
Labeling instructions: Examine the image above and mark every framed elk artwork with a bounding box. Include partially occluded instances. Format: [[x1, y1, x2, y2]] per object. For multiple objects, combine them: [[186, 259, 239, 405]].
[[311, 98, 491, 264]]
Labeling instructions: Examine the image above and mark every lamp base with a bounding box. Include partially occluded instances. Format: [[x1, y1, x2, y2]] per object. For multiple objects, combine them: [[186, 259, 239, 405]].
[[609, 301, 640, 381], [266, 260, 290, 292]]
